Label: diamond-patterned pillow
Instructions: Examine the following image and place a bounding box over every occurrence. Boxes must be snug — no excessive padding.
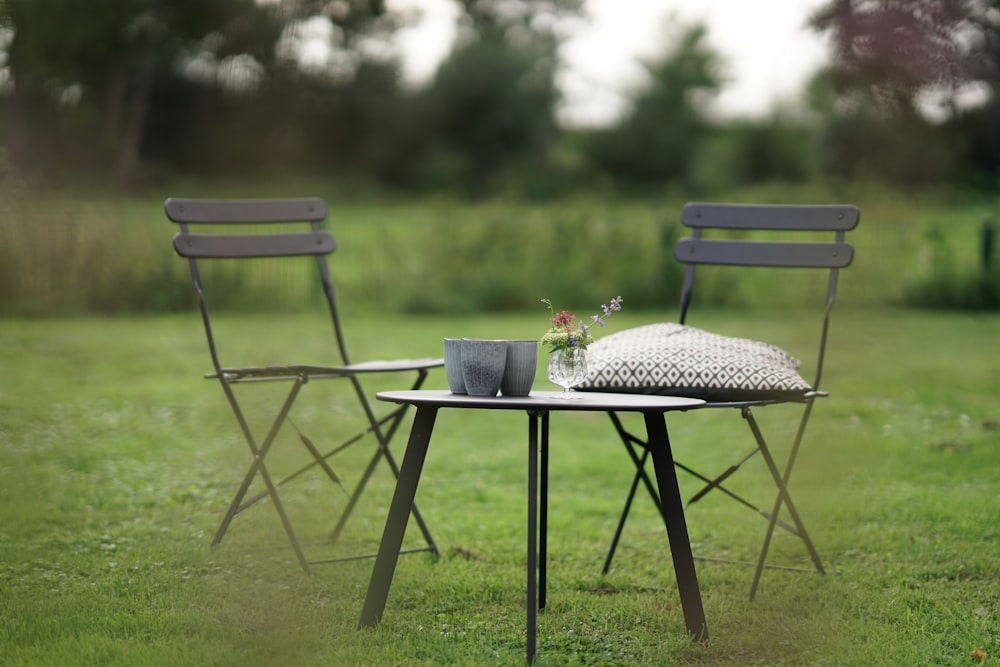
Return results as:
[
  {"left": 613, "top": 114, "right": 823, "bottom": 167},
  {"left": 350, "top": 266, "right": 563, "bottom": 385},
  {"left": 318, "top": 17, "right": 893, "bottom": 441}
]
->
[{"left": 579, "top": 322, "right": 812, "bottom": 401}]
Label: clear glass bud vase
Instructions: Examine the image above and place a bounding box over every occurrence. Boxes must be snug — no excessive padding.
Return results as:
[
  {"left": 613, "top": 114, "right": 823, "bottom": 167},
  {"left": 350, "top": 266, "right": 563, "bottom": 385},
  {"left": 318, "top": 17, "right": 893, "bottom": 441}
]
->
[{"left": 547, "top": 347, "right": 588, "bottom": 399}]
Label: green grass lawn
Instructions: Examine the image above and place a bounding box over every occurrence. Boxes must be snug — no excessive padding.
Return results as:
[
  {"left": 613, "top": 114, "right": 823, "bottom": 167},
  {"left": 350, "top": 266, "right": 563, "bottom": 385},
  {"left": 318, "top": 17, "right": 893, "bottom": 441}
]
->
[{"left": 1, "top": 308, "right": 998, "bottom": 666}]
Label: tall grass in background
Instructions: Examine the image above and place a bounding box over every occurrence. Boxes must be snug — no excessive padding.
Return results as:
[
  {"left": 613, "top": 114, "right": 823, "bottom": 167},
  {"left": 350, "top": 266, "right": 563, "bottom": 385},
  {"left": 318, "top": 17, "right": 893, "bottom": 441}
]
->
[
  {"left": 0, "top": 190, "right": 190, "bottom": 315},
  {"left": 0, "top": 180, "right": 997, "bottom": 316}
]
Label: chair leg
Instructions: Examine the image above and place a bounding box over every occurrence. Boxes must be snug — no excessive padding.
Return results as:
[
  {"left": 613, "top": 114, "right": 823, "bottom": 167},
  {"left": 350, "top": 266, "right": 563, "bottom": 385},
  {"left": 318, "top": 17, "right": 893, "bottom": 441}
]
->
[
  {"left": 604, "top": 412, "right": 683, "bottom": 574},
  {"left": 603, "top": 412, "right": 665, "bottom": 574},
  {"left": 743, "top": 406, "right": 825, "bottom": 600},
  {"left": 675, "top": 458, "right": 802, "bottom": 536},
  {"left": 231, "top": 370, "right": 434, "bottom": 553},
  {"left": 239, "top": 406, "right": 407, "bottom": 512},
  {"left": 212, "top": 376, "right": 312, "bottom": 573},
  {"left": 376, "top": 436, "right": 438, "bottom": 556},
  {"left": 329, "top": 432, "right": 438, "bottom": 558},
  {"left": 601, "top": 452, "right": 646, "bottom": 575},
  {"left": 605, "top": 408, "right": 824, "bottom": 593},
  {"left": 685, "top": 448, "right": 759, "bottom": 507},
  {"left": 209, "top": 369, "right": 439, "bottom": 570},
  {"left": 330, "top": 376, "right": 437, "bottom": 557},
  {"left": 329, "top": 442, "right": 383, "bottom": 542},
  {"left": 290, "top": 419, "right": 349, "bottom": 493}
]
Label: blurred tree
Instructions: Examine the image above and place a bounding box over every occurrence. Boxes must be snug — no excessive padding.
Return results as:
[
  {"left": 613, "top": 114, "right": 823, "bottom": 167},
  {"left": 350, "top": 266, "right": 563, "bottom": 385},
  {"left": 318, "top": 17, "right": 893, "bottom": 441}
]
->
[
  {"left": 0, "top": 0, "right": 394, "bottom": 186},
  {"left": 414, "top": 0, "right": 583, "bottom": 196},
  {"left": 420, "top": 32, "right": 558, "bottom": 195},
  {"left": 582, "top": 24, "right": 722, "bottom": 190},
  {"left": 454, "top": 0, "right": 584, "bottom": 44},
  {"left": 810, "top": 0, "right": 992, "bottom": 119},
  {"left": 140, "top": 8, "right": 413, "bottom": 183},
  {"left": 950, "top": 0, "right": 1000, "bottom": 187},
  {"left": 807, "top": 0, "right": 999, "bottom": 185},
  {"left": 1, "top": 0, "right": 283, "bottom": 184},
  {"left": 804, "top": 67, "right": 958, "bottom": 184},
  {"left": 951, "top": 92, "right": 1000, "bottom": 189},
  {"left": 692, "top": 112, "right": 817, "bottom": 190}
]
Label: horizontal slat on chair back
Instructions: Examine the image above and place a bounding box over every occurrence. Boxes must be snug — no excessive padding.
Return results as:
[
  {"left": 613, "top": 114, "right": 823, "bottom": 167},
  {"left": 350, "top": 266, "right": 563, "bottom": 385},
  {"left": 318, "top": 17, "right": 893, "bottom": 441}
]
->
[
  {"left": 165, "top": 197, "right": 327, "bottom": 224},
  {"left": 173, "top": 231, "right": 336, "bottom": 258},
  {"left": 167, "top": 196, "right": 333, "bottom": 259},
  {"left": 682, "top": 203, "right": 859, "bottom": 231},
  {"left": 675, "top": 239, "right": 853, "bottom": 268}
]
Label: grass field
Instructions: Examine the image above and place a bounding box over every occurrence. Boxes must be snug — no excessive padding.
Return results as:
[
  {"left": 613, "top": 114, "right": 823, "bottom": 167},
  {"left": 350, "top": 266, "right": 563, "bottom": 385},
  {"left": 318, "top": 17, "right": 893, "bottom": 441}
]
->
[{"left": 1, "top": 306, "right": 998, "bottom": 666}]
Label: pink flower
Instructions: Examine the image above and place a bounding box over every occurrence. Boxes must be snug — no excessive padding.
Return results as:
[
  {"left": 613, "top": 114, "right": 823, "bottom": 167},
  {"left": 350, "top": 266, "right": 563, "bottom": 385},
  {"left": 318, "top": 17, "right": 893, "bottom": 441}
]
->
[{"left": 552, "top": 310, "right": 576, "bottom": 329}]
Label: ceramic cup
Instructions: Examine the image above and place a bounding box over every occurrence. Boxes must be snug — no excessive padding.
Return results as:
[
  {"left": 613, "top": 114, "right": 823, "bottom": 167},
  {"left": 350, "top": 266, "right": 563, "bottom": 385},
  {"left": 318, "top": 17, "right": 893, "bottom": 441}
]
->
[
  {"left": 500, "top": 339, "right": 539, "bottom": 397},
  {"left": 460, "top": 338, "right": 508, "bottom": 397},
  {"left": 443, "top": 338, "right": 466, "bottom": 394}
]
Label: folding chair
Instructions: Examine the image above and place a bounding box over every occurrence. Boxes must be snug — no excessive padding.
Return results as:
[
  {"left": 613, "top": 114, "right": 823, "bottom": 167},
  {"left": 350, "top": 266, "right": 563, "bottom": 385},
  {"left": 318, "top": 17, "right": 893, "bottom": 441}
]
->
[
  {"left": 582, "top": 202, "right": 858, "bottom": 599},
  {"left": 167, "top": 197, "right": 441, "bottom": 573}
]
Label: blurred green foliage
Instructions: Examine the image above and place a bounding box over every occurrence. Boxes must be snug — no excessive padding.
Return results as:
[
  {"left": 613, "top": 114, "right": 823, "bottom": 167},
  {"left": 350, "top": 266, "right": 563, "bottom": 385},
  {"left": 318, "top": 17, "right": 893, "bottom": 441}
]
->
[
  {"left": 903, "top": 222, "right": 1000, "bottom": 310},
  {"left": 1, "top": 1, "right": 999, "bottom": 196},
  {"left": 2, "top": 180, "right": 997, "bottom": 317},
  {"left": 2, "top": 1, "right": 1000, "bottom": 315},
  {"left": 583, "top": 25, "right": 721, "bottom": 191}
]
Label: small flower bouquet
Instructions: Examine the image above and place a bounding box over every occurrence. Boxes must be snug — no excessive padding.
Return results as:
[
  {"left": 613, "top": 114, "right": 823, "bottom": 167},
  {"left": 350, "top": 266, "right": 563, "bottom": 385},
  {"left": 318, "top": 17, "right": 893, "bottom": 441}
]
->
[{"left": 540, "top": 296, "right": 623, "bottom": 352}]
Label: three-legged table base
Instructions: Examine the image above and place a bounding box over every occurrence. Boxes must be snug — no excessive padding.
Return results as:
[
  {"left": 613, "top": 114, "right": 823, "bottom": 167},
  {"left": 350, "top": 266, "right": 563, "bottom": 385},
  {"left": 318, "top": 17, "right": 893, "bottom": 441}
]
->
[{"left": 358, "top": 390, "right": 708, "bottom": 663}]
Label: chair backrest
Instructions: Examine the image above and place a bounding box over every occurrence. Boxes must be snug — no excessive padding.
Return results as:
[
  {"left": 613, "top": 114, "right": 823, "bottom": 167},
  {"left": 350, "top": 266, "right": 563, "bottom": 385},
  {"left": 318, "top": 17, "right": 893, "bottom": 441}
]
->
[
  {"left": 166, "top": 197, "right": 351, "bottom": 371},
  {"left": 675, "top": 202, "right": 860, "bottom": 390}
]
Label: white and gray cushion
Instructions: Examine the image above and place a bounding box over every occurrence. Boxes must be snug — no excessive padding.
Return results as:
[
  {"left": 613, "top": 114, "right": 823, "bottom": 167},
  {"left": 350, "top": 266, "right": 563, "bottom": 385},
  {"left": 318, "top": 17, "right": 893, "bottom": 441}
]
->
[{"left": 579, "top": 322, "right": 812, "bottom": 402}]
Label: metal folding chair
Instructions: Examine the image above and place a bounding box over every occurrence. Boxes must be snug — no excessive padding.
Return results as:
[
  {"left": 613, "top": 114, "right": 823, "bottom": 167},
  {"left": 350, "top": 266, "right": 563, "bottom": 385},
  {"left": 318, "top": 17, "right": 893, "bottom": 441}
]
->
[
  {"left": 167, "top": 197, "right": 441, "bottom": 572},
  {"left": 590, "top": 202, "right": 858, "bottom": 599}
]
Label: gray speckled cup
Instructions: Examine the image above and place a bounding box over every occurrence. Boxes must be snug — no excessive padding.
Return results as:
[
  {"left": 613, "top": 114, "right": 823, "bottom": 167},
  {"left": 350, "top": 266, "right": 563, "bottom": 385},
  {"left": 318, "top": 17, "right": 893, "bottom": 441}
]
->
[
  {"left": 443, "top": 338, "right": 466, "bottom": 394},
  {"left": 460, "top": 339, "right": 507, "bottom": 397},
  {"left": 500, "top": 340, "right": 539, "bottom": 397}
]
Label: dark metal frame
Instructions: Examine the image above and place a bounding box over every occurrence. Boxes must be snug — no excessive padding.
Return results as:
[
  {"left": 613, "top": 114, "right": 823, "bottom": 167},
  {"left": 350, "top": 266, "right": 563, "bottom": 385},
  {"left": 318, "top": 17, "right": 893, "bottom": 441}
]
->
[
  {"left": 167, "top": 197, "right": 441, "bottom": 572},
  {"left": 358, "top": 390, "right": 707, "bottom": 665},
  {"left": 601, "top": 202, "right": 859, "bottom": 599}
]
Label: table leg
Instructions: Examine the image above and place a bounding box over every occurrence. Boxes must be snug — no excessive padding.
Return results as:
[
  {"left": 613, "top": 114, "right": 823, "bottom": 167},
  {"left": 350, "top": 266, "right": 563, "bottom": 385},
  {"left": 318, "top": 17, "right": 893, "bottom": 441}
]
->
[
  {"left": 359, "top": 406, "right": 438, "bottom": 628},
  {"left": 643, "top": 412, "right": 709, "bottom": 643},
  {"left": 539, "top": 411, "right": 549, "bottom": 611},
  {"left": 527, "top": 412, "right": 538, "bottom": 665}
]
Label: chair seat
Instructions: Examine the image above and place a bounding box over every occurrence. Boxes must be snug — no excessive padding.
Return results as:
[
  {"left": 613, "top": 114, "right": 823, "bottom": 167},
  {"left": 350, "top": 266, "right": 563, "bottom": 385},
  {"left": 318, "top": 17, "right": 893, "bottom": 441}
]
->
[
  {"left": 211, "top": 358, "right": 444, "bottom": 381},
  {"left": 580, "top": 322, "right": 812, "bottom": 402}
]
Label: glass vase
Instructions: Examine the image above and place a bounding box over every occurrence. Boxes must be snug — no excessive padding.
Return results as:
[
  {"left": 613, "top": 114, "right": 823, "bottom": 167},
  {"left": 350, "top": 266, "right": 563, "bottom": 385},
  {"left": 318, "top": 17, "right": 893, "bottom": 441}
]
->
[{"left": 547, "top": 347, "right": 588, "bottom": 399}]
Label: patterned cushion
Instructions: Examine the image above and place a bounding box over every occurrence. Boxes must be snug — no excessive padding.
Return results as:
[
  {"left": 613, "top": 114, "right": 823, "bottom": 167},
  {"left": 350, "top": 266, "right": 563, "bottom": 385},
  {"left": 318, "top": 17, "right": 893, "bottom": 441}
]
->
[{"left": 579, "top": 323, "right": 812, "bottom": 402}]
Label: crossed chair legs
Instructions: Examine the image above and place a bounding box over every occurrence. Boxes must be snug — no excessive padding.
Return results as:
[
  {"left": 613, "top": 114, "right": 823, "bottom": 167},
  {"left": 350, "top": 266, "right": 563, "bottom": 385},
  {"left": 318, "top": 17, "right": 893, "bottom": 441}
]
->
[
  {"left": 603, "top": 403, "right": 825, "bottom": 599},
  {"left": 211, "top": 372, "right": 438, "bottom": 573}
]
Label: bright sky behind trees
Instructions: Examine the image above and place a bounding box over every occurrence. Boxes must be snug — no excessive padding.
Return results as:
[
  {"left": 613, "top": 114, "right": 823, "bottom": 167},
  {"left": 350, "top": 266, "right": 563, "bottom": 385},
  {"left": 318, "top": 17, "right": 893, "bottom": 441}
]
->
[{"left": 387, "top": 0, "right": 830, "bottom": 125}]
